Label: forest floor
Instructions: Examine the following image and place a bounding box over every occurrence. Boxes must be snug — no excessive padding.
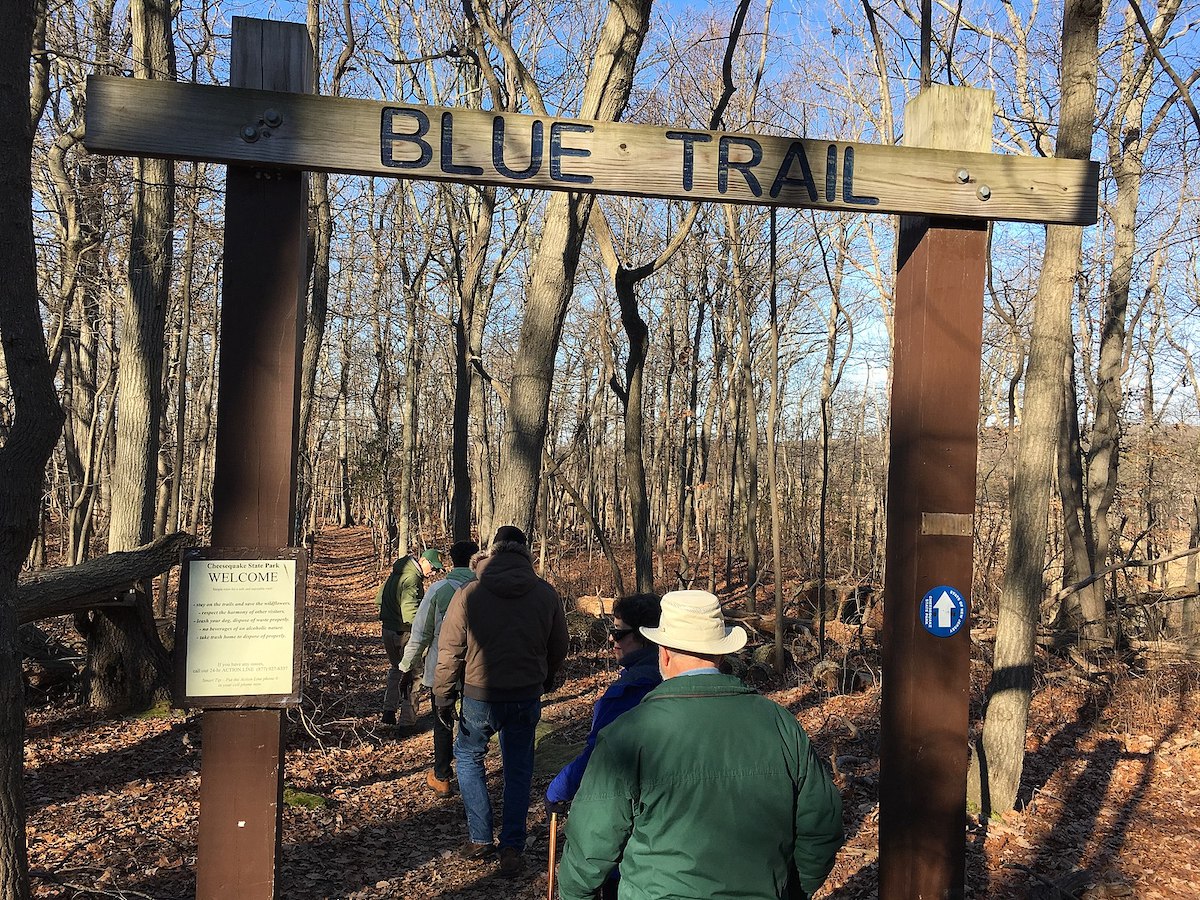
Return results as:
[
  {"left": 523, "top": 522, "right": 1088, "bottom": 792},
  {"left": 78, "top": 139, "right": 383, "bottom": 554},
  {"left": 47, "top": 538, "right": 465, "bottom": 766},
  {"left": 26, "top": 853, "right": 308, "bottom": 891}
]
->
[{"left": 22, "top": 527, "right": 1200, "bottom": 899}]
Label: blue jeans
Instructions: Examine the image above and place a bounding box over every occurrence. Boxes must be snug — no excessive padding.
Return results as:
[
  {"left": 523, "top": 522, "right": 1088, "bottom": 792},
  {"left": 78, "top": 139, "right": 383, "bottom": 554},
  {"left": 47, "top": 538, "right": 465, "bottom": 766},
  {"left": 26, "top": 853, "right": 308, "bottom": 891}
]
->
[{"left": 454, "top": 696, "right": 541, "bottom": 850}]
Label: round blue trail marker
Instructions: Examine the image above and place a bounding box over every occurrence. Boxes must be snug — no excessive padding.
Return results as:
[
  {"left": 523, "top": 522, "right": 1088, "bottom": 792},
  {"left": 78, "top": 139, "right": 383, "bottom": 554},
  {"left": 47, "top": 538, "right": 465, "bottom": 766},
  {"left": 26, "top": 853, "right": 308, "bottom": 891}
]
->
[{"left": 920, "top": 585, "right": 967, "bottom": 637}]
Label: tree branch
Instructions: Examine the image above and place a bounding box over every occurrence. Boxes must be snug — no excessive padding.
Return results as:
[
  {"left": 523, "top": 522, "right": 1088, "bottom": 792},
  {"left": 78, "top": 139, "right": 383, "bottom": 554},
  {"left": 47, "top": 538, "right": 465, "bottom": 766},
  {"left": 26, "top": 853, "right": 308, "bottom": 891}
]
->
[
  {"left": 16, "top": 531, "right": 195, "bottom": 624},
  {"left": 1047, "top": 543, "right": 1200, "bottom": 607},
  {"left": 1128, "top": 0, "right": 1200, "bottom": 141}
]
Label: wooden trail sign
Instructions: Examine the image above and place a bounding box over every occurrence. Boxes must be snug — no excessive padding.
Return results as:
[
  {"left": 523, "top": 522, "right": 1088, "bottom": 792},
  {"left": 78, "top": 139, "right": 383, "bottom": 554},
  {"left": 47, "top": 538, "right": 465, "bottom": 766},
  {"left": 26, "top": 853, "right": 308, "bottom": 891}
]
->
[
  {"left": 85, "top": 75, "right": 1097, "bottom": 225},
  {"left": 82, "top": 22, "right": 1100, "bottom": 900}
]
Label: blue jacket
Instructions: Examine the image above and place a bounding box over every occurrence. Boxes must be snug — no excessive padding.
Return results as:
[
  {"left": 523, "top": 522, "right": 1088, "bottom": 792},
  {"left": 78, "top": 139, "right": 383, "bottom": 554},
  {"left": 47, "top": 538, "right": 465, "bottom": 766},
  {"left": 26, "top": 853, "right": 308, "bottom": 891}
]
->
[{"left": 546, "top": 643, "right": 661, "bottom": 804}]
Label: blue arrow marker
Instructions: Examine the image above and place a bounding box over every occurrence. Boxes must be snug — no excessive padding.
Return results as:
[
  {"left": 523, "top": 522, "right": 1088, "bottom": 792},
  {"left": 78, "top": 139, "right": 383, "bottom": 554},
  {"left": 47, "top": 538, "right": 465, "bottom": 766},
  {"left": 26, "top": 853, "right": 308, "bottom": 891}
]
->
[{"left": 920, "top": 585, "right": 967, "bottom": 637}]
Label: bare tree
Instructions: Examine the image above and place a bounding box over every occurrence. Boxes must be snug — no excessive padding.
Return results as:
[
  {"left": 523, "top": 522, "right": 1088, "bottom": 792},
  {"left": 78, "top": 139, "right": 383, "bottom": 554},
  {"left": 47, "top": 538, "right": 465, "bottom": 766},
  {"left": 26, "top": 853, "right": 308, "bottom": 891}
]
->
[
  {"left": 971, "top": 0, "right": 1103, "bottom": 817},
  {"left": 0, "top": 0, "right": 65, "bottom": 890},
  {"left": 1060, "top": 0, "right": 1194, "bottom": 646},
  {"left": 84, "top": 0, "right": 176, "bottom": 710},
  {"left": 490, "top": 0, "right": 654, "bottom": 535}
]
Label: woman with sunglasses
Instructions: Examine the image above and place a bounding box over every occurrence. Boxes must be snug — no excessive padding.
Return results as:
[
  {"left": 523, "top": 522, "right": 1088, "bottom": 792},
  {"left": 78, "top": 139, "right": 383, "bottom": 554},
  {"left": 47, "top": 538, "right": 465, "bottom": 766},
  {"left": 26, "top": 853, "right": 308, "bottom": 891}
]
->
[{"left": 545, "top": 593, "right": 662, "bottom": 886}]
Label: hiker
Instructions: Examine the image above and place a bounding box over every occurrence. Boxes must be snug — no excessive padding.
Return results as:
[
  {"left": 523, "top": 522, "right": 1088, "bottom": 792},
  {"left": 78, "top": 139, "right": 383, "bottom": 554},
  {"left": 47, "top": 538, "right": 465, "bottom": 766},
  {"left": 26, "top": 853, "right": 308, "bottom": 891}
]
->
[
  {"left": 377, "top": 547, "right": 442, "bottom": 726},
  {"left": 556, "top": 589, "right": 845, "bottom": 900},
  {"left": 433, "top": 525, "right": 569, "bottom": 876},
  {"left": 398, "top": 539, "right": 480, "bottom": 795},
  {"left": 545, "top": 592, "right": 662, "bottom": 899}
]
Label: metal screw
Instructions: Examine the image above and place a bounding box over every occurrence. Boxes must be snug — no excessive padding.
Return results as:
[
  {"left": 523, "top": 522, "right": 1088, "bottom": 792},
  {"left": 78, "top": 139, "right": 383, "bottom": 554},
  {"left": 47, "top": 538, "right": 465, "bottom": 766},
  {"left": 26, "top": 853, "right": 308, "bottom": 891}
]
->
[
  {"left": 956, "top": 169, "right": 970, "bottom": 183},
  {"left": 976, "top": 184, "right": 992, "bottom": 201},
  {"left": 263, "top": 108, "right": 283, "bottom": 128},
  {"left": 240, "top": 124, "right": 259, "bottom": 143}
]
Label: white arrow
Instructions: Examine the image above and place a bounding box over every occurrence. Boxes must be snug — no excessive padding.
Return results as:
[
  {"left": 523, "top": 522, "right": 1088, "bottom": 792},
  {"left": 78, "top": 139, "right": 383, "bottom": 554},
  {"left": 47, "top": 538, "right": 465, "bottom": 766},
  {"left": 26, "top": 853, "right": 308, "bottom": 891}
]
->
[{"left": 934, "top": 591, "right": 956, "bottom": 629}]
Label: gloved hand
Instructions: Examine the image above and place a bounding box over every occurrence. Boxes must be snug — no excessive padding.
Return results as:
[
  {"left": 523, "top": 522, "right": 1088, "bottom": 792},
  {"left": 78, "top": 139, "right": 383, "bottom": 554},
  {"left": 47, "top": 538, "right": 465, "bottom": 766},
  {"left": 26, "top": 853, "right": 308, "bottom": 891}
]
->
[
  {"left": 544, "top": 797, "right": 570, "bottom": 817},
  {"left": 435, "top": 702, "right": 456, "bottom": 731},
  {"left": 543, "top": 668, "right": 566, "bottom": 694},
  {"left": 398, "top": 668, "right": 415, "bottom": 694}
]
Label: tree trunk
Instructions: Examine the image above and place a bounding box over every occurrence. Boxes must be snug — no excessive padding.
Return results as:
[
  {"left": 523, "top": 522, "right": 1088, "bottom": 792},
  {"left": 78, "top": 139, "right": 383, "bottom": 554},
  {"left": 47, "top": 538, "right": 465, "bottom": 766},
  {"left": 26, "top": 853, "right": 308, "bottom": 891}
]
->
[
  {"left": 17, "top": 533, "right": 193, "bottom": 624},
  {"left": 186, "top": 304, "right": 217, "bottom": 533},
  {"left": 93, "top": 0, "right": 176, "bottom": 711},
  {"left": 297, "top": 160, "right": 331, "bottom": 538},
  {"left": 1057, "top": 352, "right": 1092, "bottom": 632},
  {"left": 156, "top": 176, "right": 199, "bottom": 615},
  {"left": 613, "top": 270, "right": 654, "bottom": 593},
  {"left": 0, "top": 0, "right": 65, "bottom": 889},
  {"left": 491, "top": 0, "right": 652, "bottom": 534},
  {"left": 397, "top": 281, "right": 419, "bottom": 551},
  {"left": 972, "top": 0, "right": 1101, "bottom": 816},
  {"left": 448, "top": 21, "right": 500, "bottom": 542},
  {"left": 767, "top": 211, "right": 786, "bottom": 672},
  {"left": 1078, "top": 0, "right": 1175, "bottom": 642},
  {"left": 816, "top": 223, "right": 850, "bottom": 652},
  {"left": 675, "top": 258, "right": 708, "bottom": 587},
  {"left": 1184, "top": 498, "right": 1199, "bottom": 645},
  {"left": 298, "top": 0, "right": 352, "bottom": 540}
]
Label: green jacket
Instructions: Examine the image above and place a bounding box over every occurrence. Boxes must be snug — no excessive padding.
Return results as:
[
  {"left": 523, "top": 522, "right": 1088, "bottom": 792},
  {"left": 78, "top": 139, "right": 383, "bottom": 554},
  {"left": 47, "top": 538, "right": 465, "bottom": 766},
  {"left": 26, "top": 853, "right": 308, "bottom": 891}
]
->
[
  {"left": 557, "top": 673, "right": 844, "bottom": 900},
  {"left": 376, "top": 556, "right": 422, "bottom": 633}
]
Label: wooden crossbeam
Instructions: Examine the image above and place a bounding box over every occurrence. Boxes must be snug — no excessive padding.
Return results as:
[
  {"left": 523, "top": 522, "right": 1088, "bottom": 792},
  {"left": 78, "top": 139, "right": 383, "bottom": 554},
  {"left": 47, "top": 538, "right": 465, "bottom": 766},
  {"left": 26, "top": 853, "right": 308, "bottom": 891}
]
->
[{"left": 84, "top": 75, "right": 1098, "bottom": 225}]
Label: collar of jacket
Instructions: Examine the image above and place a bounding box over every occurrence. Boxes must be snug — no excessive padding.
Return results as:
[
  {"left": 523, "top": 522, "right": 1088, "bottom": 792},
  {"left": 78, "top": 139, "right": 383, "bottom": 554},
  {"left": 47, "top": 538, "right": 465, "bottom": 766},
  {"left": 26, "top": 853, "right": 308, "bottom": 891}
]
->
[
  {"left": 644, "top": 671, "right": 753, "bottom": 701},
  {"left": 619, "top": 643, "right": 659, "bottom": 670}
]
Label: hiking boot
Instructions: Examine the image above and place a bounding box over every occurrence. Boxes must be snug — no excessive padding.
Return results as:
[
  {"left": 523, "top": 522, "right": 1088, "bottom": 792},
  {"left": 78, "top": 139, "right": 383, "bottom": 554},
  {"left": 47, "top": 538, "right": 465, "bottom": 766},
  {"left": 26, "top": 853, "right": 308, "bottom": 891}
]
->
[
  {"left": 381, "top": 710, "right": 396, "bottom": 726},
  {"left": 498, "top": 846, "right": 526, "bottom": 877},
  {"left": 459, "top": 840, "right": 495, "bottom": 861},
  {"left": 426, "top": 770, "right": 453, "bottom": 797}
]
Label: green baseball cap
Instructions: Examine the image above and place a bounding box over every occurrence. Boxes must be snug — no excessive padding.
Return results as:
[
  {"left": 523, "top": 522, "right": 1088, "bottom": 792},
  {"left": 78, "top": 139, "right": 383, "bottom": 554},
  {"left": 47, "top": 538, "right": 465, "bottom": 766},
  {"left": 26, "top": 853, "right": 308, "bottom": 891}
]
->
[{"left": 420, "top": 548, "right": 444, "bottom": 570}]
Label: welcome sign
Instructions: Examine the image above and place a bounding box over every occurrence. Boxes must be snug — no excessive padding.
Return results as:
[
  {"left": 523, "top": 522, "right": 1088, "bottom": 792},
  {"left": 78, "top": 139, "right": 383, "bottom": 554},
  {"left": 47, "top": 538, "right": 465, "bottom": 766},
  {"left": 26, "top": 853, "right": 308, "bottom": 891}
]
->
[{"left": 174, "top": 546, "right": 307, "bottom": 708}]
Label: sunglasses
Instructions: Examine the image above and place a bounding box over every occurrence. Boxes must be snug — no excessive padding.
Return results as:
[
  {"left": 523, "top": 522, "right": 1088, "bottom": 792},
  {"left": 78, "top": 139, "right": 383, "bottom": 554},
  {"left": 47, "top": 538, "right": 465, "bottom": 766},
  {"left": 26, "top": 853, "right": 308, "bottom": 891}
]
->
[{"left": 608, "top": 627, "right": 635, "bottom": 641}]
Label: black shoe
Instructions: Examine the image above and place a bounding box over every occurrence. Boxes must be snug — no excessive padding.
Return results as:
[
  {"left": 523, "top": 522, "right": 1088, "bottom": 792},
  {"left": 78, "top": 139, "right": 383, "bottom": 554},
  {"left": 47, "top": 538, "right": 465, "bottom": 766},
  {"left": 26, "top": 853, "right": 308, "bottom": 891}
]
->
[
  {"left": 498, "top": 846, "right": 526, "bottom": 876},
  {"left": 381, "top": 710, "right": 397, "bottom": 726},
  {"left": 459, "top": 840, "right": 495, "bottom": 861}
]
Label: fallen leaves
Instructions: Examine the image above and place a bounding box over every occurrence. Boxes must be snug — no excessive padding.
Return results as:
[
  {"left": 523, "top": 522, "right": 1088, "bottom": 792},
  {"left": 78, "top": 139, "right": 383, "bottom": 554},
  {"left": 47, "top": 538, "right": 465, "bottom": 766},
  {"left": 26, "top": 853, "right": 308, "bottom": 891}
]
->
[{"left": 22, "top": 527, "right": 1200, "bottom": 899}]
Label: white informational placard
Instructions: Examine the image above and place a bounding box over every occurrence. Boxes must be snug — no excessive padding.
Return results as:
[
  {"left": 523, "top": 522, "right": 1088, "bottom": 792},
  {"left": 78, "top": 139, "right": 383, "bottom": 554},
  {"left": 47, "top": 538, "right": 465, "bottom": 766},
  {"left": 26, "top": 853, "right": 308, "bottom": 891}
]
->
[{"left": 184, "top": 558, "right": 297, "bottom": 697}]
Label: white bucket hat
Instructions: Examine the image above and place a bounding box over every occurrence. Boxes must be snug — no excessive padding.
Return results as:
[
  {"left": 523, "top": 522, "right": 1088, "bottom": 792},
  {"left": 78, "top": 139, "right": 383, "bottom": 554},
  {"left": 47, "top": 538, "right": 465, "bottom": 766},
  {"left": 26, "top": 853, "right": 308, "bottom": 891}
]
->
[{"left": 639, "top": 590, "right": 747, "bottom": 655}]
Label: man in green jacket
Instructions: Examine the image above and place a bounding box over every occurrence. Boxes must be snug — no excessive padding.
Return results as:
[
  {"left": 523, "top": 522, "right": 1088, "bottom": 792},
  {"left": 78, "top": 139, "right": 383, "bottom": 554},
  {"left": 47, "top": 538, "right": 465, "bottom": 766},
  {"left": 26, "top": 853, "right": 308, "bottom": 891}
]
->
[
  {"left": 377, "top": 547, "right": 442, "bottom": 726},
  {"left": 556, "top": 590, "right": 844, "bottom": 900}
]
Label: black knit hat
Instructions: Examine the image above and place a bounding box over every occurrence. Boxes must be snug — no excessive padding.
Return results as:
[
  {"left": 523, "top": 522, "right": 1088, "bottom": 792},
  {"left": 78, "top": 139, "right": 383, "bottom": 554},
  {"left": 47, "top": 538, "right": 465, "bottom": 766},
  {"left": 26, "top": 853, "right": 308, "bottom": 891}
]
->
[{"left": 493, "top": 525, "right": 527, "bottom": 545}]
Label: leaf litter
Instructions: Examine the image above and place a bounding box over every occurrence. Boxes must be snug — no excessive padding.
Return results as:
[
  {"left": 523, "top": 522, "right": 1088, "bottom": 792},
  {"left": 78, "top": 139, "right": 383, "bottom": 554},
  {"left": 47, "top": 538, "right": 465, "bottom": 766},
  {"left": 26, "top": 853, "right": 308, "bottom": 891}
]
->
[{"left": 24, "top": 528, "right": 1200, "bottom": 898}]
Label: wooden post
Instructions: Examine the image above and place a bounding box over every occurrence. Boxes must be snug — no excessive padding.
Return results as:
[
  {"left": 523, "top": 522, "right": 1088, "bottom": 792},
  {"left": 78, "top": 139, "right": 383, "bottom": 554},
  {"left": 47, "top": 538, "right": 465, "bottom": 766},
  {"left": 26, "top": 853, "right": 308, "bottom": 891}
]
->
[
  {"left": 879, "top": 84, "right": 992, "bottom": 900},
  {"left": 196, "top": 18, "right": 310, "bottom": 899}
]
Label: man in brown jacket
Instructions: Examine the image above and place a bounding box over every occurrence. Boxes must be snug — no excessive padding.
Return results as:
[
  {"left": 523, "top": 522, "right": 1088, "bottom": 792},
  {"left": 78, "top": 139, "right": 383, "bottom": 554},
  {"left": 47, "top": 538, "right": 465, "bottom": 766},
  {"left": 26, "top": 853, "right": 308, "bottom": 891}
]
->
[{"left": 433, "top": 524, "right": 568, "bottom": 876}]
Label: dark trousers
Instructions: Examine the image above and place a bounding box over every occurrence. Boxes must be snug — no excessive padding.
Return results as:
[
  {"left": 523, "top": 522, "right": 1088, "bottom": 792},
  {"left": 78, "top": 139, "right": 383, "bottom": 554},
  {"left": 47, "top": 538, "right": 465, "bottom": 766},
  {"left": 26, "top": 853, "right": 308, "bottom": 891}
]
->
[{"left": 431, "top": 689, "right": 454, "bottom": 781}]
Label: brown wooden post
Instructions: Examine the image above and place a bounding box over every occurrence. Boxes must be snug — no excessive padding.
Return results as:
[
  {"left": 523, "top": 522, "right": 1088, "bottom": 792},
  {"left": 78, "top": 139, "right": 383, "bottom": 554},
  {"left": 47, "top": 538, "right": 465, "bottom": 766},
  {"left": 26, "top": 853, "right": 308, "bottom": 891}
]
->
[
  {"left": 196, "top": 18, "right": 310, "bottom": 899},
  {"left": 879, "top": 85, "right": 991, "bottom": 899}
]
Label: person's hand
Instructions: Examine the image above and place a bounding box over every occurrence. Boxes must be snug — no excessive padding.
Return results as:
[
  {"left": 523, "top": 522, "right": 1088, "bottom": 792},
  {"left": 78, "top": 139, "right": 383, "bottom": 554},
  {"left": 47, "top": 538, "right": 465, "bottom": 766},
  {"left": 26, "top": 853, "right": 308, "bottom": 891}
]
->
[
  {"left": 435, "top": 703, "right": 456, "bottom": 731},
  {"left": 398, "top": 668, "right": 415, "bottom": 694},
  {"left": 544, "top": 797, "right": 570, "bottom": 817},
  {"left": 543, "top": 669, "right": 566, "bottom": 694}
]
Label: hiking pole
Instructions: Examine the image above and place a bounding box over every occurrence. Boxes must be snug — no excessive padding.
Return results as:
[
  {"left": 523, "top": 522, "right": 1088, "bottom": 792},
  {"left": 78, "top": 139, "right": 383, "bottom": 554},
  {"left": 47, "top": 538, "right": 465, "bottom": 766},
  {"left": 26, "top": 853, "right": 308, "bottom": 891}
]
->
[{"left": 546, "top": 811, "right": 558, "bottom": 900}]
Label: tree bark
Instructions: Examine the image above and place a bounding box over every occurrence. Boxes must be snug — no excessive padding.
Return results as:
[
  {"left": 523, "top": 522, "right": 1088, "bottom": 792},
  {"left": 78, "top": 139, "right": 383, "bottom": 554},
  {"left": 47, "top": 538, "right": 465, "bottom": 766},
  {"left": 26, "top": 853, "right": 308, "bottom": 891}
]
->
[
  {"left": 299, "top": 0, "right": 354, "bottom": 540},
  {"left": 1185, "top": 497, "right": 1199, "bottom": 645},
  {"left": 491, "top": 0, "right": 652, "bottom": 534},
  {"left": 973, "top": 0, "right": 1101, "bottom": 816},
  {"left": 0, "top": 0, "right": 65, "bottom": 890},
  {"left": 92, "top": 0, "right": 176, "bottom": 711},
  {"left": 16, "top": 532, "right": 193, "bottom": 625},
  {"left": 1076, "top": 0, "right": 1179, "bottom": 645}
]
